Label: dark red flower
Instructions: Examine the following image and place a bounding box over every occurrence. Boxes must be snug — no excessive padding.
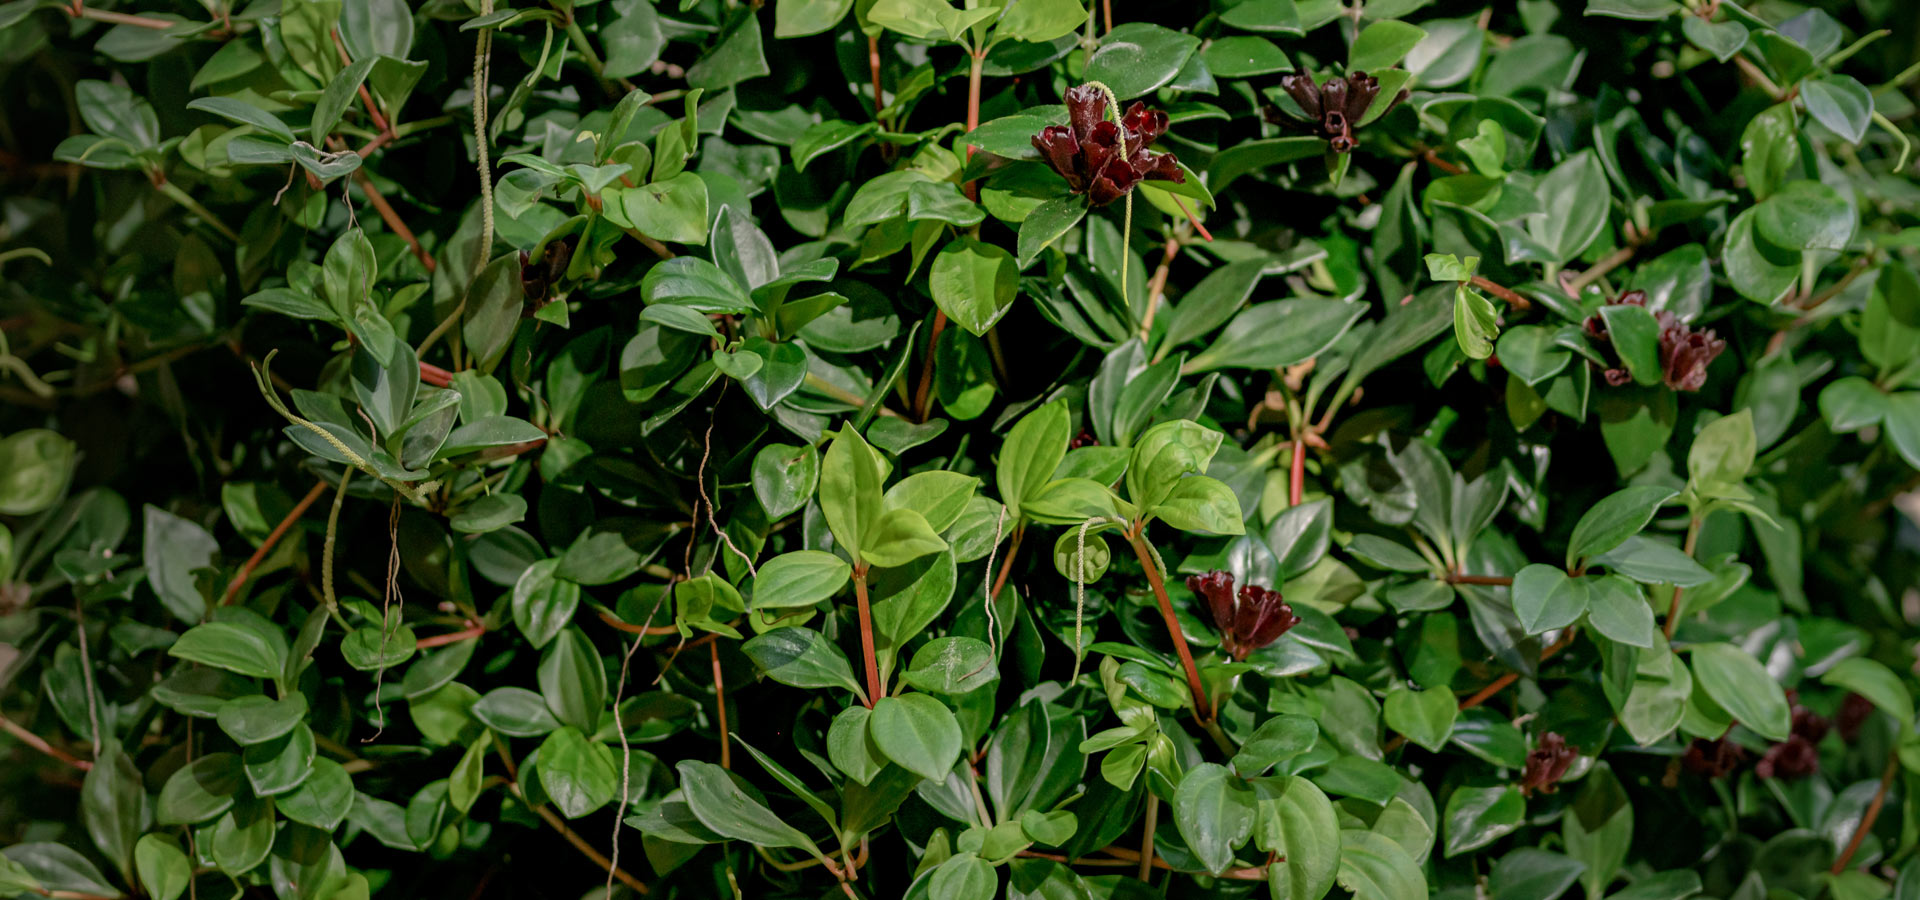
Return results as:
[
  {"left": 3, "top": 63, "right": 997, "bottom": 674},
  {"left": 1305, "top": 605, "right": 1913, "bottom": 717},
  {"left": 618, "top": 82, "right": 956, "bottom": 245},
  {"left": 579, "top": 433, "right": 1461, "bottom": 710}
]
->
[
  {"left": 1756, "top": 736, "right": 1820, "bottom": 779},
  {"left": 1657, "top": 312, "right": 1726, "bottom": 392},
  {"left": 1185, "top": 570, "right": 1299, "bottom": 661},
  {"left": 1520, "top": 733, "right": 1578, "bottom": 796},
  {"left": 1837, "top": 692, "right": 1874, "bottom": 743},
  {"left": 1681, "top": 737, "right": 1744, "bottom": 778},
  {"left": 1069, "top": 429, "right": 1100, "bottom": 449},
  {"left": 1581, "top": 290, "right": 1725, "bottom": 392},
  {"left": 1031, "top": 85, "right": 1184, "bottom": 207},
  {"left": 1264, "top": 71, "right": 1408, "bottom": 154}
]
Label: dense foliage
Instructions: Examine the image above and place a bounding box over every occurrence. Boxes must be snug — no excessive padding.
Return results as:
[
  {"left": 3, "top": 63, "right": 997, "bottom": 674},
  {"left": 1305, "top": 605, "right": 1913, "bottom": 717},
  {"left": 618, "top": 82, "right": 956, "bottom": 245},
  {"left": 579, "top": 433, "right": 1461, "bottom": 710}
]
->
[{"left": 4, "top": 0, "right": 1920, "bottom": 897}]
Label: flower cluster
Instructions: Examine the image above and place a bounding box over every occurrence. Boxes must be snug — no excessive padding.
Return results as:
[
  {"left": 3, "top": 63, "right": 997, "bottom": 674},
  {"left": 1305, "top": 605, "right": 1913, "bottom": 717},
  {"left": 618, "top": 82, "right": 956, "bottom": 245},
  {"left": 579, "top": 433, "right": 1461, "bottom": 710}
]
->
[
  {"left": 1264, "top": 71, "right": 1408, "bottom": 153},
  {"left": 1682, "top": 736, "right": 1744, "bottom": 778},
  {"left": 1032, "top": 85, "right": 1185, "bottom": 207},
  {"left": 1756, "top": 693, "right": 1830, "bottom": 779},
  {"left": 1582, "top": 290, "right": 1727, "bottom": 391},
  {"left": 1185, "top": 570, "right": 1300, "bottom": 661},
  {"left": 1520, "top": 733, "right": 1577, "bottom": 795}
]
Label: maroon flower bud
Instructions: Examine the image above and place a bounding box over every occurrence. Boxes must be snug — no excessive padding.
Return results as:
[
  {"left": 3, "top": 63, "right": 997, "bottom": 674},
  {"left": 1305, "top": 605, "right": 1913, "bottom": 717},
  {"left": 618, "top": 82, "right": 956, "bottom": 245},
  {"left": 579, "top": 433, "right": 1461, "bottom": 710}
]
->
[
  {"left": 1681, "top": 737, "right": 1744, "bottom": 778},
  {"left": 1069, "top": 430, "right": 1099, "bottom": 449},
  {"left": 1581, "top": 290, "right": 1723, "bottom": 392},
  {"left": 1263, "top": 71, "right": 1407, "bottom": 154},
  {"left": 1656, "top": 310, "right": 1725, "bottom": 393},
  {"left": 1755, "top": 735, "right": 1820, "bottom": 779},
  {"left": 1030, "top": 86, "right": 1184, "bottom": 207},
  {"left": 1185, "top": 570, "right": 1300, "bottom": 661},
  {"left": 1520, "top": 732, "right": 1578, "bottom": 796},
  {"left": 1837, "top": 692, "right": 1874, "bottom": 743}
]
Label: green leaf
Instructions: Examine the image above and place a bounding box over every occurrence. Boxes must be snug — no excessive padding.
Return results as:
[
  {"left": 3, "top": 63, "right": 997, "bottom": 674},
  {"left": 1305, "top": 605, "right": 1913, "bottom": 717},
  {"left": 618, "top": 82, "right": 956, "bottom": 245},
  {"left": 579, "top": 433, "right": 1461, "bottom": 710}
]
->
[
  {"left": 1755, "top": 180, "right": 1856, "bottom": 252},
  {"left": 1350, "top": 20, "right": 1427, "bottom": 71},
  {"left": 1083, "top": 23, "right": 1201, "bottom": 99},
  {"left": 752, "top": 551, "right": 851, "bottom": 610},
  {"left": 1384, "top": 684, "right": 1457, "bottom": 752},
  {"left": 278, "top": 757, "right": 354, "bottom": 830},
  {"left": 1820, "top": 377, "right": 1890, "bottom": 433},
  {"left": 742, "top": 626, "right": 865, "bottom": 696},
  {"left": 170, "top": 621, "right": 285, "bottom": 680},
  {"left": 1688, "top": 642, "right": 1791, "bottom": 741},
  {"left": 1586, "top": 576, "right": 1655, "bottom": 649},
  {"left": 1526, "top": 152, "right": 1609, "bottom": 264},
  {"left": 1172, "top": 763, "right": 1257, "bottom": 874},
  {"left": 1820, "top": 657, "right": 1914, "bottom": 727},
  {"left": 1453, "top": 284, "right": 1499, "bottom": 360},
  {"left": 822, "top": 422, "right": 887, "bottom": 561},
  {"left": 1443, "top": 784, "right": 1524, "bottom": 856},
  {"left": 134, "top": 835, "right": 191, "bottom": 900},
  {"left": 1584, "top": 0, "right": 1679, "bottom": 19},
  {"left": 1256, "top": 776, "right": 1341, "bottom": 900},
  {"left": 510, "top": 559, "right": 580, "bottom": 649},
  {"left": 1491, "top": 848, "right": 1589, "bottom": 900},
  {"left": 157, "top": 753, "right": 243, "bottom": 825},
  {"left": 870, "top": 693, "right": 962, "bottom": 780},
  {"left": 931, "top": 236, "right": 1019, "bottom": 337},
  {"left": 1339, "top": 829, "right": 1428, "bottom": 900},
  {"left": 677, "top": 760, "right": 825, "bottom": 857},
  {"left": 1801, "top": 74, "right": 1872, "bottom": 144},
  {"left": 1185, "top": 299, "right": 1366, "bottom": 373},
  {"left": 1688, "top": 409, "right": 1756, "bottom": 488},
  {"left": 538, "top": 726, "right": 619, "bottom": 818},
  {"left": 144, "top": 505, "right": 218, "bottom": 623},
  {"left": 1015, "top": 195, "right": 1087, "bottom": 268},
  {"left": 216, "top": 694, "right": 309, "bottom": 745},
  {"left": 904, "top": 636, "right": 997, "bottom": 694},
  {"left": 1566, "top": 486, "right": 1678, "bottom": 569},
  {"left": 1512, "top": 564, "right": 1585, "bottom": 635}
]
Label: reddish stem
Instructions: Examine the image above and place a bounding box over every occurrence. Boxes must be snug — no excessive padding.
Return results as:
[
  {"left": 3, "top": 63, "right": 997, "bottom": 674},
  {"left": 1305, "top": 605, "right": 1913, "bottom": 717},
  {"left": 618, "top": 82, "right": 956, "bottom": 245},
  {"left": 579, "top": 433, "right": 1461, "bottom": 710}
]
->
[
  {"left": 1171, "top": 196, "right": 1213, "bottom": 242},
  {"left": 0, "top": 714, "right": 92, "bottom": 770},
  {"left": 867, "top": 35, "right": 884, "bottom": 119},
  {"left": 911, "top": 312, "right": 948, "bottom": 421},
  {"left": 354, "top": 170, "right": 436, "bottom": 273},
  {"left": 1470, "top": 276, "right": 1531, "bottom": 311},
  {"left": 222, "top": 479, "right": 330, "bottom": 605},
  {"left": 711, "top": 640, "right": 731, "bottom": 769},
  {"left": 989, "top": 525, "right": 1024, "bottom": 601},
  {"left": 854, "top": 567, "right": 882, "bottom": 707},
  {"left": 419, "top": 361, "right": 454, "bottom": 387},
  {"left": 1288, "top": 439, "right": 1305, "bottom": 507},
  {"left": 1831, "top": 752, "right": 1899, "bottom": 873},
  {"left": 415, "top": 622, "right": 484, "bottom": 648},
  {"left": 1127, "top": 529, "right": 1211, "bottom": 721},
  {"left": 1443, "top": 573, "right": 1514, "bottom": 586}
]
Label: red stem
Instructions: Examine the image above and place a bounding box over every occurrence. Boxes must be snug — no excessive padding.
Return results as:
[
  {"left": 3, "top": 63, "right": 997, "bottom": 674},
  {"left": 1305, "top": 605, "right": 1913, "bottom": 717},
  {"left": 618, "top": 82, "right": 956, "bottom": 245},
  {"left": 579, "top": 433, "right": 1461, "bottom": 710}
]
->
[
  {"left": 1443, "top": 573, "right": 1514, "bottom": 586},
  {"left": 1127, "top": 529, "right": 1211, "bottom": 720},
  {"left": 222, "top": 479, "right": 330, "bottom": 605},
  {"left": 415, "top": 622, "right": 484, "bottom": 648},
  {"left": 1288, "top": 439, "right": 1304, "bottom": 507},
  {"left": 0, "top": 714, "right": 92, "bottom": 770},
  {"left": 867, "top": 35, "right": 884, "bottom": 119},
  {"left": 911, "top": 312, "right": 948, "bottom": 421},
  {"left": 1832, "top": 752, "right": 1899, "bottom": 873},
  {"left": 854, "top": 568, "right": 881, "bottom": 707},
  {"left": 711, "top": 640, "right": 730, "bottom": 769},
  {"left": 989, "top": 526, "right": 1024, "bottom": 600}
]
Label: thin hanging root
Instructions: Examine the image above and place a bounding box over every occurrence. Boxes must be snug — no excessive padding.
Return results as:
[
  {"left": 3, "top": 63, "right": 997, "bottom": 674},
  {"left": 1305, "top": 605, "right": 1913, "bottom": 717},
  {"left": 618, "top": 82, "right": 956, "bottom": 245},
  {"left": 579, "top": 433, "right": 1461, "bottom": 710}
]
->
[
  {"left": 961, "top": 506, "right": 1010, "bottom": 683},
  {"left": 1070, "top": 517, "right": 1098, "bottom": 683},
  {"left": 364, "top": 495, "right": 404, "bottom": 742},
  {"left": 606, "top": 633, "right": 643, "bottom": 900}
]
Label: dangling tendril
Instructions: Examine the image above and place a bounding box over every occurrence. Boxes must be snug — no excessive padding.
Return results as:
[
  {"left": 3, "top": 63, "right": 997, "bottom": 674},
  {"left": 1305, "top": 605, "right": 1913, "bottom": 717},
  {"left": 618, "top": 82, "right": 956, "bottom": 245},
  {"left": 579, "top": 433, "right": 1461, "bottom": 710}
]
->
[{"left": 1071, "top": 517, "right": 1097, "bottom": 683}]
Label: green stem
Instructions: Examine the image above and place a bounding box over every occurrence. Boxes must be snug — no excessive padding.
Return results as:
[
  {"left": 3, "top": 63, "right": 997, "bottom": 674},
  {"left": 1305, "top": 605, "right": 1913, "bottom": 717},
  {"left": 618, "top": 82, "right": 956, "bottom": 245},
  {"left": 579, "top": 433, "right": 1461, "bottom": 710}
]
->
[{"left": 154, "top": 180, "right": 238, "bottom": 242}]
